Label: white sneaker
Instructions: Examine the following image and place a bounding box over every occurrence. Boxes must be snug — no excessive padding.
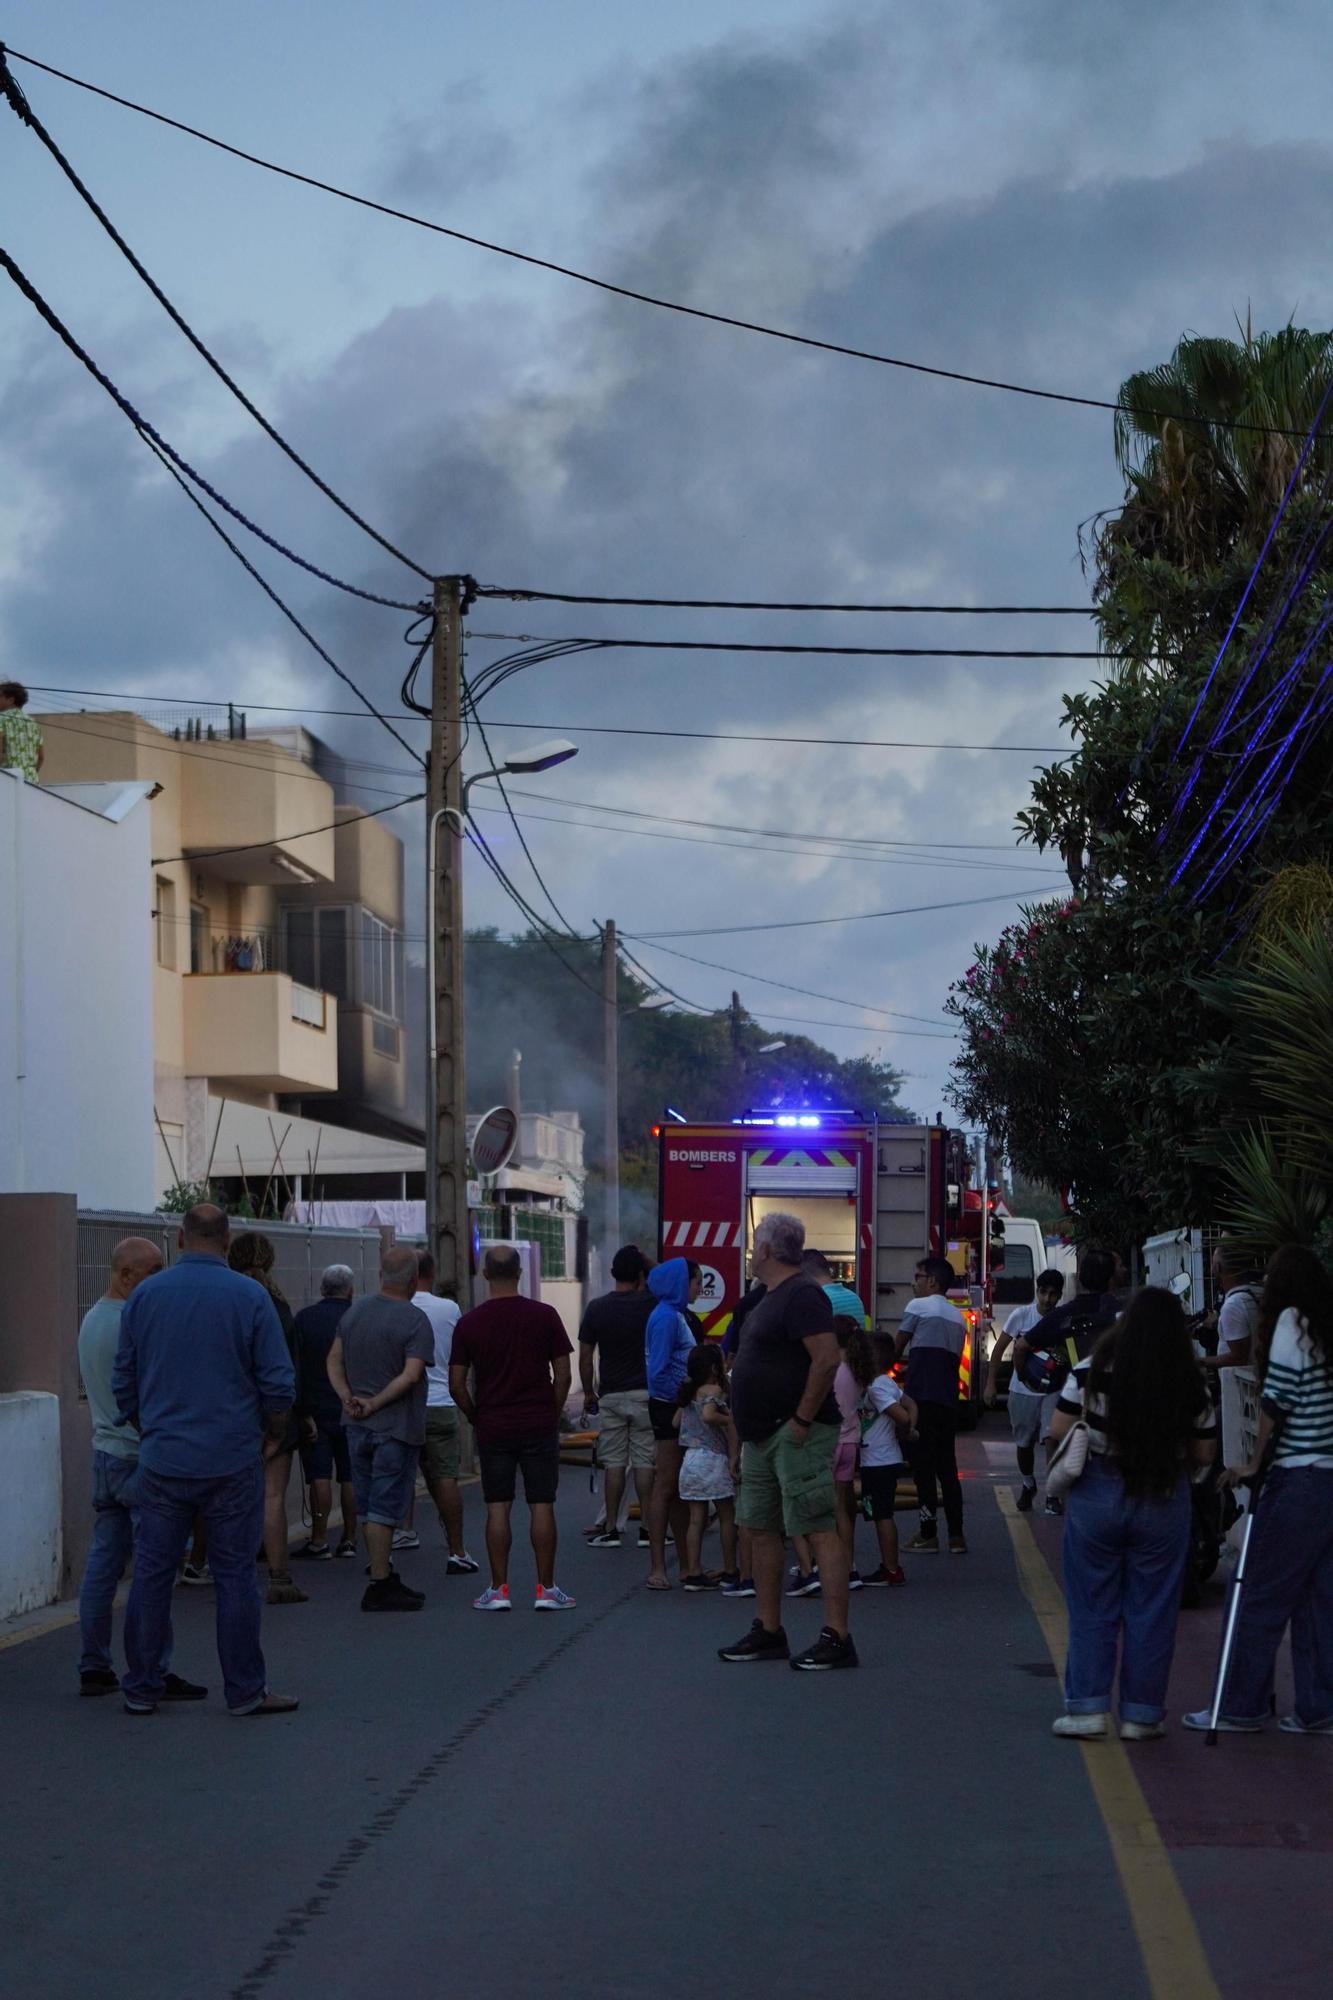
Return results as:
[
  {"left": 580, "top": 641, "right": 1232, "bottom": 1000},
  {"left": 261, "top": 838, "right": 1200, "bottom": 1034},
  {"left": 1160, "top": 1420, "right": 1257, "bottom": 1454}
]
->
[
  {"left": 534, "top": 1584, "right": 576, "bottom": 1611},
  {"left": 1120, "top": 1720, "right": 1167, "bottom": 1741},
  {"left": 1278, "top": 1713, "right": 1333, "bottom": 1736},
  {"left": 1051, "top": 1712, "right": 1109, "bottom": 1739},
  {"left": 179, "top": 1562, "right": 212, "bottom": 1587},
  {"left": 391, "top": 1529, "right": 420, "bottom": 1551},
  {"left": 1181, "top": 1709, "right": 1263, "bottom": 1733},
  {"left": 473, "top": 1584, "right": 511, "bottom": 1611}
]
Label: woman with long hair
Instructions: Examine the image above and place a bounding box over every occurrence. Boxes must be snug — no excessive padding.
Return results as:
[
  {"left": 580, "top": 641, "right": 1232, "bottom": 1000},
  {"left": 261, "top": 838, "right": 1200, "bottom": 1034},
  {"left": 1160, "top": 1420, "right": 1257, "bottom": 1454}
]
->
[
  {"left": 1049, "top": 1287, "right": 1216, "bottom": 1740},
  {"left": 228, "top": 1233, "right": 307, "bottom": 1607},
  {"left": 1184, "top": 1245, "right": 1333, "bottom": 1735}
]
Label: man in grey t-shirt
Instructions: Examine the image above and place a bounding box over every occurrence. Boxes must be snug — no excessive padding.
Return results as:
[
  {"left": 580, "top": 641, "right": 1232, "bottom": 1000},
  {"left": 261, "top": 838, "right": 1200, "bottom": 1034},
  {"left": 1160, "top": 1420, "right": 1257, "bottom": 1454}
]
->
[{"left": 328, "top": 1246, "right": 435, "bottom": 1613}]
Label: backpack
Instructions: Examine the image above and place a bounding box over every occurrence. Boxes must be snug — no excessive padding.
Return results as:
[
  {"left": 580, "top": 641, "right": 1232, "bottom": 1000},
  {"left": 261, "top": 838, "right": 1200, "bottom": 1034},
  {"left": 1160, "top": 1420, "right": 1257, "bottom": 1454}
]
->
[{"left": 1018, "top": 1306, "right": 1108, "bottom": 1396}]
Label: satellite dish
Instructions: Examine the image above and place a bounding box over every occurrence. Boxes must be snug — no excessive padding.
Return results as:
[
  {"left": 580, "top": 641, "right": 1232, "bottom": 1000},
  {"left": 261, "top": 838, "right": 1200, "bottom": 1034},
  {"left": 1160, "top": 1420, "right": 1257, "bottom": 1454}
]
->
[{"left": 472, "top": 1104, "right": 519, "bottom": 1175}]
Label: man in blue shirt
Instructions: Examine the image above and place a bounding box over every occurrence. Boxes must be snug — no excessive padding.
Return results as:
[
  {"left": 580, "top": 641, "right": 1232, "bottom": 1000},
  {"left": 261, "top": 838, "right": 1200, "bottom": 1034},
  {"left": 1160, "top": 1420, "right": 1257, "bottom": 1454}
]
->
[{"left": 113, "top": 1204, "right": 299, "bottom": 1717}]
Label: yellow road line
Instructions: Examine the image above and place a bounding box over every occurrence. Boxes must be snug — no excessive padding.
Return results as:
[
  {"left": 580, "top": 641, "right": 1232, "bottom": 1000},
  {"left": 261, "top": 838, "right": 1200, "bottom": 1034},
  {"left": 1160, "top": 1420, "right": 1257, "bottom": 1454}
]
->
[
  {"left": 0, "top": 1601, "right": 81, "bottom": 1652},
  {"left": 995, "top": 1486, "right": 1221, "bottom": 2000}
]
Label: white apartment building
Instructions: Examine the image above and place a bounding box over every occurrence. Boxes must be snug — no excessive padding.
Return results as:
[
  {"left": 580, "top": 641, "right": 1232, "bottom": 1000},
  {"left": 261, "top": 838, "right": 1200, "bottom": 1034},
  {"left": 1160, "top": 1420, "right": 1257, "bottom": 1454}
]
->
[{"left": 37, "top": 707, "right": 420, "bottom": 1206}]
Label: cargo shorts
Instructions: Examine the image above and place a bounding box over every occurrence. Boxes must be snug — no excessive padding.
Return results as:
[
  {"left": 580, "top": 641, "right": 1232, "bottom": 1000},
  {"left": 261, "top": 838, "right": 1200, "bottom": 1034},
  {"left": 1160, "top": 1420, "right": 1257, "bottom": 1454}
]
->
[
  {"left": 596, "top": 1389, "right": 655, "bottom": 1470},
  {"left": 737, "top": 1420, "right": 838, "bottom": 1538}
]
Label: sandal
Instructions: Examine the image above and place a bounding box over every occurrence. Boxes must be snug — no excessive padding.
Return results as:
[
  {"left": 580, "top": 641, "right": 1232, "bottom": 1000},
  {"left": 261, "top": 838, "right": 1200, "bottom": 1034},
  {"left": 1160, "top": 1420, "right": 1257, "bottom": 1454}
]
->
[{"left": 645, "top": 1575, "right": 673, "bottom": 1592}]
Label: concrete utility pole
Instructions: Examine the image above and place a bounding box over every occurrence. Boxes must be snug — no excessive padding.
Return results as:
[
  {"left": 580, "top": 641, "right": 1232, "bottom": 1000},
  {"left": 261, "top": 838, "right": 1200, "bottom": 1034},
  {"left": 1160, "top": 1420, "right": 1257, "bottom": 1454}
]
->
[
  {"left": 427, "top": 575, "right": 471, "bottom": 1304},
  {"left": 602, "top": 917, "right": 620, "bottom": 1263}
]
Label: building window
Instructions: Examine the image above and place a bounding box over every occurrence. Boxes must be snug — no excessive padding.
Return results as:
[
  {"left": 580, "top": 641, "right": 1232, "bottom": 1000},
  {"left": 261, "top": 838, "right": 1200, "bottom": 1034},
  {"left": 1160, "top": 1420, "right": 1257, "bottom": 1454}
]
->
[
  {"left": 280, "top": 903, "right": 401, "bottom": 1017},
  {"left": 156, "top": 875, "right": 177, "bottom": 970},
  {"left": 372, "top": 1016, "right": 399, "bottom": 1059}
]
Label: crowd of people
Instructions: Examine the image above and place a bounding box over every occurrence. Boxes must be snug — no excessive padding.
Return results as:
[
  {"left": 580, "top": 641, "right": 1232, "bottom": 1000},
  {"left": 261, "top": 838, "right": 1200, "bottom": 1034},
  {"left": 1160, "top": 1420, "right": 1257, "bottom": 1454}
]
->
[{"left": 72, "top": 1200, "right": 1333, "bottom": 1723}]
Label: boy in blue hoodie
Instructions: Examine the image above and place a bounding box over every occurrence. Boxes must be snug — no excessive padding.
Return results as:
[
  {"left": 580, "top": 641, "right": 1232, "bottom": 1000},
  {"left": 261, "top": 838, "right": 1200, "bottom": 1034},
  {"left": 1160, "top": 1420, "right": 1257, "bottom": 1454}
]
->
[{"left": 645, "top": 1257, "right": 696, "bottom": 1589}]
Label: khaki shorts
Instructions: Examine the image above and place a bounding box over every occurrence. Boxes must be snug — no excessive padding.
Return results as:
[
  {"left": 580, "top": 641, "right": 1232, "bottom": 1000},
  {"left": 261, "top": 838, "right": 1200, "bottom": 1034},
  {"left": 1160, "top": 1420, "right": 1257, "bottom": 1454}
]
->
[
  {"left": 597, "top": 1389, "right": 655, "bottom": 1470},
  {"left": 420, "top": 1406, "right": 461, "bottom": 1483},
  {"left": 737, "top": 1421, "right": 838, "bottom": 1538}
]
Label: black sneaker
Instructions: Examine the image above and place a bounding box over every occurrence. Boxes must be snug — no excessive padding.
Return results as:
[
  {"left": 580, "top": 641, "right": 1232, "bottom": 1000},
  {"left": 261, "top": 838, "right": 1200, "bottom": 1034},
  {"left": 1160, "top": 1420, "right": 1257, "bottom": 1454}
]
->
[
  {"left": 160, "top": 1672, "right": 209, "bottom": 1702},
  {"left": 1044, "top": 1495, "right": 1065, "bottom": 1518},
  {"left": 362, "top": 1571, "right": 426, "bottom": 1613},
  {"left": 80, "top": 1668, "right": 120, "bottom": 1698},
  {"left": 718, "top": 1619, "right": 790, "bottom": 1663},
  {"left": 790, "top": 1626, "right": 859, "bottom": 1672},
  {"left": 683, "top": 1573, "right": 721, "bottom": 1592},
  {"left": 1016, "top": 1484, "right": 1036, "bottom": 1513},
  {"left": 335, "top": 1539, "right": 357, "bottom": 1558},
  {"left": 294, "top": 1540, "right": 333, "bottom": 1561},
  {"left": 786, "top": 1568, "right": 821, "bottom": 1598},
  {"left": 639, "top": 1529, "right": 652, "bottom": 1548},
  {"left": 587, "top": 1529, "right": 622, "bottom": 1547}
]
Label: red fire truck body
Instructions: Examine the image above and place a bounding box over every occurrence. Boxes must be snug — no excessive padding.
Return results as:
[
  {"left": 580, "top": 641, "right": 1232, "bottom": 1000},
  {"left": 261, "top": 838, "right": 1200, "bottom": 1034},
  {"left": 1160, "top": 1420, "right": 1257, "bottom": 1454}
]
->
[{"left": 657, "top": 1112, "right": 986, "bottom": 1420}]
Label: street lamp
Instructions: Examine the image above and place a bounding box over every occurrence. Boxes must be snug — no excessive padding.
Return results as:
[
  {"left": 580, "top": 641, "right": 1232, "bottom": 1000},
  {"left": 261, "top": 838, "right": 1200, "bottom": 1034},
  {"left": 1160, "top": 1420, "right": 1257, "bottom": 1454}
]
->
[{"left": 426, "top": 740, "right": 581, "bottom": 1278}]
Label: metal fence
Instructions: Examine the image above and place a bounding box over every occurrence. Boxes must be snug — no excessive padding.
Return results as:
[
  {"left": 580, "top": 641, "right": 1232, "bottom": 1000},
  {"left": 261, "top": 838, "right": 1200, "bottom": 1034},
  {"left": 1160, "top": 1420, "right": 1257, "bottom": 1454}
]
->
[{"left": 76, "top": 1209, "right": 389, "bottom": 1324}]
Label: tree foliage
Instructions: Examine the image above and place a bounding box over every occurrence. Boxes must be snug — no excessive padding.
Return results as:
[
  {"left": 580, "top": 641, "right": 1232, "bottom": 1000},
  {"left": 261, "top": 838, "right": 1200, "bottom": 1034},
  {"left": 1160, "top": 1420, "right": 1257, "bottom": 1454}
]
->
[
  {"left": 948, "top": 326, "right": 1333, "bottom": 1244},
  {"left": 466, "top": 931, "right": 910, "bottom": 1244}
]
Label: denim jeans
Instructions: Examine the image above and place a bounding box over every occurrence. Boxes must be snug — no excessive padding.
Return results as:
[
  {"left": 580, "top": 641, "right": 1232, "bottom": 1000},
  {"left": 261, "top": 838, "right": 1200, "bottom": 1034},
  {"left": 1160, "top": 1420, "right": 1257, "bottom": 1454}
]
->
[
  {"left": 78, "top": 1451, "right": 173, "bottom": 1678},
  {"left": 124, "top": 1460, "right": 267, "bottom": 1713},
  {"left": 1062, "top": 1454, "right": 1190, "bottom": 1724},
  {"left": 1218, "top": 1464, "right": 1333, "bottom": 1727}
]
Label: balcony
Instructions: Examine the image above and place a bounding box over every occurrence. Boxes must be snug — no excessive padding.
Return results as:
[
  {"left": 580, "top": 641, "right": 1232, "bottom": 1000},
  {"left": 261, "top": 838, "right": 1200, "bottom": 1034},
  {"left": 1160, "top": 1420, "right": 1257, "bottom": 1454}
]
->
[
  {"left": 179, "top": 739, "right": 336, "bottom": 887},
  {"left": 183, "top": 972, "right": 339, "bottom": 1094}
]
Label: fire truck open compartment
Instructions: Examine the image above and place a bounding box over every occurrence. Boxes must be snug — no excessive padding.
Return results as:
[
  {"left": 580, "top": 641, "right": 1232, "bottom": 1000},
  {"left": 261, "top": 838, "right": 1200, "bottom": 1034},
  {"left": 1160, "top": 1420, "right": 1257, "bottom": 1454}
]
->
[{"left": 744, "top": 1192, "right": 858, "bottom": 1286}]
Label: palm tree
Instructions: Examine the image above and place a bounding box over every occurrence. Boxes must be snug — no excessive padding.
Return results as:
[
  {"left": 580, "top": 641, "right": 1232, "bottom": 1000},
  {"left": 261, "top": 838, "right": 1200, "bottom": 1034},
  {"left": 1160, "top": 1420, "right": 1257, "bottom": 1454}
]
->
[{"left": 1107, "top": 323, "right": 1333, "bottom": 575}]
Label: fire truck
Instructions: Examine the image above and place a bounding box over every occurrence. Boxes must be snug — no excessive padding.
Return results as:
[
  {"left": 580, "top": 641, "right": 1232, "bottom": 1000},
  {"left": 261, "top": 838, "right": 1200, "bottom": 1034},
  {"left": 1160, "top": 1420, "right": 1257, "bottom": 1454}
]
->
[{"left": 656, "top": 1110, "right": 989, "bottom": 1426}]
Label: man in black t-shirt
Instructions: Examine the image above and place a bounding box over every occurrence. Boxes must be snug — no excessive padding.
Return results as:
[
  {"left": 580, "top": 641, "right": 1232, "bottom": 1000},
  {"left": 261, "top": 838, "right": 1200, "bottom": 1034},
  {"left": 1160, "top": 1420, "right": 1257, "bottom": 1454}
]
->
[
  {"left": 578, "top": 1246, "right": 655, "bottom": 1547},
  {"left": 721, "top": 1211, "right": 855, "bottom": 1673}
]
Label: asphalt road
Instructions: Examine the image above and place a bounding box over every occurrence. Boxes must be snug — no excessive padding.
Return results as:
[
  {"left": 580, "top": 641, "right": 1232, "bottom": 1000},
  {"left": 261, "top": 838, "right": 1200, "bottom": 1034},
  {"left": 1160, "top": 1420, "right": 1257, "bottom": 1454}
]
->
[{"left": 1, "top": 1433, "right": 1289, "bottom": 2000}]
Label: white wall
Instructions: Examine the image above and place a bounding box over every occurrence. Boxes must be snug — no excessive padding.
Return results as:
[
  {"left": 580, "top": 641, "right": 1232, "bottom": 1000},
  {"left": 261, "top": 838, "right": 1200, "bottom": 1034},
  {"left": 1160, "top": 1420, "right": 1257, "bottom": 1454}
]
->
[
  {"left": 0, "top": 775, "right": 156, "bottom": 1209},
  {"left": 0, "top": 1392, "right": 62, "bottom": 1619}
]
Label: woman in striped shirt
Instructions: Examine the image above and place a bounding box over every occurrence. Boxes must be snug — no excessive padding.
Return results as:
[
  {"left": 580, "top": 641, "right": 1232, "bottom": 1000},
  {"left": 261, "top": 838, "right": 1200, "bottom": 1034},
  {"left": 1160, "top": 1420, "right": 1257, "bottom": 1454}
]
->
[
  {"left": 1048, "top": 1287, "right": 1216, "bottom": 1741},
  {"left": 1184, "top": 1244, "right": 1333, "bottom": 1736}
]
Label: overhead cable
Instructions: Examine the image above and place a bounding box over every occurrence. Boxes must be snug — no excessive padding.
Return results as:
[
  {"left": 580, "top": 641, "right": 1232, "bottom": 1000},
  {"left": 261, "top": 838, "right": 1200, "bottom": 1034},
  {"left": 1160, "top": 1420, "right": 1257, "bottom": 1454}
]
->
[
  {"left": 136, "top": 434, "right": 424, "bottom": 763},
  {"left": 465, "top": 630, "right": 1101, "bottom": 660},
  {"left": 500, "top": 786, "right": 1056, "bottom": 859},
  {"left": 4, "top": 44, "right": 1314, "bottom": 442},
  {"left": 619, "top": 936, "right": 959, "bottom": 1039},
  {"left": 0, "top": 247, "right": 425, "bottom": 615},
  {"left": 631, "top": 883, "right": 1059, "bottom": 938},
  {"left": 477, "top": 585, "right": 1094, "bottom": 615},
  {"left": 151, "top": 791, "right": 424, "bottom": 867},
  {"left": 36, "top": 708, "right": 422, "bottom": 799},
  {"left": 0, "top": 50, "right": 432, "bottom": 584},
  {"left": 478, "top": 588, "right": 1088, "bottom": 612},
  {"left": 469, "top": 802, "right": 1060, "bottom": 875},
  {"left": 22, "top": 686, "right": 1069, "bottom": 755}
]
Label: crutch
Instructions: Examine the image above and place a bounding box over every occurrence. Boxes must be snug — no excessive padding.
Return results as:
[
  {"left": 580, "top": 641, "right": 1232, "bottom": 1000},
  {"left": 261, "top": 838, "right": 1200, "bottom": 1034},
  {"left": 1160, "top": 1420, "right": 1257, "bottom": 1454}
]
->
[{"left": 1204, "top": 1416, "right": 1283, "bottom": 1746}]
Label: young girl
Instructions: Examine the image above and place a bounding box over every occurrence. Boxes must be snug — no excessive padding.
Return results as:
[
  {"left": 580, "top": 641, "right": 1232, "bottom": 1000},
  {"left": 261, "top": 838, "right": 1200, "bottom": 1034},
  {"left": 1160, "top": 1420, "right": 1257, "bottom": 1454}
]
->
[
  {"left": 674, "top": 1344, "right": 739, "bottom": 1589},
  {"left": 835, "top": 1316, "right": 874, "bottom": 1589},
  {"left": 858, "top": 1336, "right": 917, "bottom": 1586}
]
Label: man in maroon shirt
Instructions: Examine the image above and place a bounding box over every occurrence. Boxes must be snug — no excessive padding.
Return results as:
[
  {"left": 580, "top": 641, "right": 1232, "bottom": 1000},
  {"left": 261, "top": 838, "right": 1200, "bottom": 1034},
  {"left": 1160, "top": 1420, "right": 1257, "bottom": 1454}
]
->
[{"left": 449, "top": 1246, "right": 576, "bottom": 1612}]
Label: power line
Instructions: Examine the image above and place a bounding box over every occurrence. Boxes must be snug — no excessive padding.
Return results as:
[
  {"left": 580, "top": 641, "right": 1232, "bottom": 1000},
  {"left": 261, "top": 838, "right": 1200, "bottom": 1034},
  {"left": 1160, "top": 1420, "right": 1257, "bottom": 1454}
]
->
[
  {"left": 620, "top": 935, "right": 959, "bottom": 1039},
  {"left": 150, "top": 791, "right": 424, "bottom": 867},
  {"left": 22, "top": 687, "right": 1069, "bottom": 755},
  {"left": 465, "top": 630, "right": 1101, "bottom": 660},
  {"left": 477, "top": 585, "right": 1094, "bottom": 614},
  {"left": 501, "top": 785, "right": 1056, "bottom": 859},
  {"left": 631, "top": 883, "right": 1059, "bottom": 938},
  {"left": 4, "top": 43, "right": 1313, "bottom": 443},
  {"left": 36, "top": 707, "right": 423, "bottom": 799},
  {"left": 464, "top": 671, "right": 583, "bottom": 935},
  {"left": 620, "top": 918, "right": 1055, "bottom": 1025},
  {"left": 0, "top": 49, "right": 431, "bottom": 585},
  {"left": 469, "top": 801, "right": 1059, "bottom": 874},
  {"left": 0, "top": 246, "right": 425, "bottom": 616}
]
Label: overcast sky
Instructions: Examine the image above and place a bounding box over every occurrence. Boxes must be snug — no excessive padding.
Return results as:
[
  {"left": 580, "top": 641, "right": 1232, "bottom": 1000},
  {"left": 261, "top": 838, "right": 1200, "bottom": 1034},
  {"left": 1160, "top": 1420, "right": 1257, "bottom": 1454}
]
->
[{"left": 4, "top": 1, "right": 1329, "bottom": 1118}]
